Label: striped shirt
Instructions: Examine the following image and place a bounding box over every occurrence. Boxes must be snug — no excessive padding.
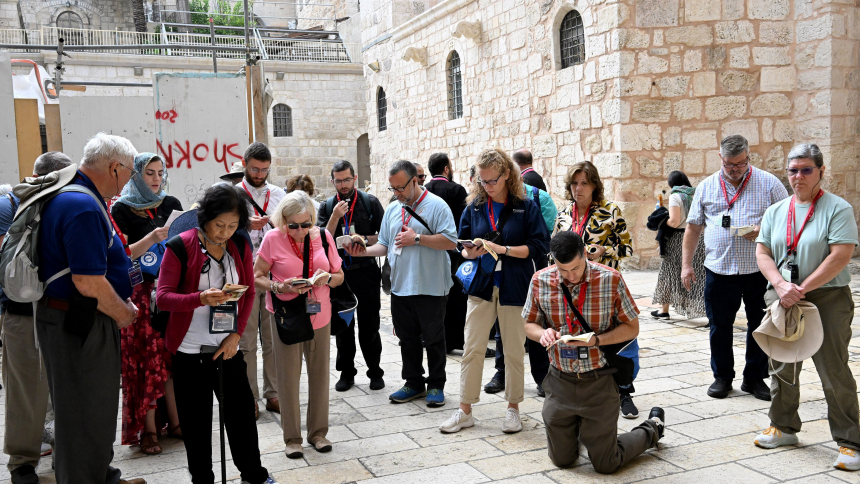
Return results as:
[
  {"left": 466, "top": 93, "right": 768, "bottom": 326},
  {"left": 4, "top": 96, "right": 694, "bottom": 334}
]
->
[
  {"left": 521, "top": 262, "right": 639, "bottom": 373},
  {"left": 687, "top": 167, "right": 789, "bottom": 275}
]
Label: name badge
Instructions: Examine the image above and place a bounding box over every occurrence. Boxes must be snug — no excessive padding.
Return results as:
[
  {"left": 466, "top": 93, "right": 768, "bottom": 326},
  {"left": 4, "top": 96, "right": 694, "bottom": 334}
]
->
[
  {"left": 559, "top": 346, "right": 578, "bottom": 360},
  {"left": 306, "top": 293, "right": 322, "bottom": 314},
  {"left": 781, "top": 262, "right": 799, "bottom": 283},
  {"left": 578, "top": 346, "right": 590, "bottom": 360},
  {"left": 128, "top": 261, "right": 144, "bottom": 287},
  {"left": 721, "top": 215, "right": 731, "bottom": 228},
  {"left": 209, "top": 301, "right": 238, "bottom": 334},
  {"left": 393, "top": 245, "right": 402, "bottom": 255},
  {"left": 349, "top": 224, "right": 356, "bottom": 235}
]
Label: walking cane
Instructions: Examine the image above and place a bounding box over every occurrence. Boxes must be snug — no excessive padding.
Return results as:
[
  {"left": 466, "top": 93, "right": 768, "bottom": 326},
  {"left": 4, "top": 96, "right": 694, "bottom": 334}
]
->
[{"left": 216, "top": 353, "right": 227, "bottom": 484}]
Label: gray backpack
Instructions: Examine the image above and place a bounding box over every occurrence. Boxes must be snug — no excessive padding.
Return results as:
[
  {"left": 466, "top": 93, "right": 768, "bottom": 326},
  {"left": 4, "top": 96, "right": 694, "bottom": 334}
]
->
[{"left": 0, "top": 164, "right": 112, "bottom": 303}]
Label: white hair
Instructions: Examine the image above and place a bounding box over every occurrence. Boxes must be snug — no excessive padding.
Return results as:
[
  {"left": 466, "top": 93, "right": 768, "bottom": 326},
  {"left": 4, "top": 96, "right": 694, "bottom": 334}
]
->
[
  {"left": 0, "top": 184, "right": 12, "bottom": 196},
  {"left": 80, "top": 132, "right": 138, "bottom": 170},
  {"left": 271, "top": 190, "right": 316, "bottom": 232}
]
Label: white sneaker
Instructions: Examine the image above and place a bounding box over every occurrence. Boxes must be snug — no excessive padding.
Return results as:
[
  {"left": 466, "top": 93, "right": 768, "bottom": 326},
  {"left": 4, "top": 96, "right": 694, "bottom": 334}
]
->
[
  {"left": 834, "top": 447, "right": 860, "bottom": 471},
  {"left": 502, "top": 407, "right": 522, "bottom": 434},
  {"left": 439, "top": 409, "right": 474, "bottom": 433},
  {"left": 754, "top": 426, "right": 799, "bottom": 449}
]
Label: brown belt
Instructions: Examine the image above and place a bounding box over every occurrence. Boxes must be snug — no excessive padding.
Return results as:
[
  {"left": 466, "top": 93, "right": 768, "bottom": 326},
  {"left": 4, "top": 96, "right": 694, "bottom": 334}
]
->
[
  {"left": 40, "top": 297, "right": 70, "bottom": 312},
  {"left": 553, "top": 365, "right": 617, "bottom": 380}
]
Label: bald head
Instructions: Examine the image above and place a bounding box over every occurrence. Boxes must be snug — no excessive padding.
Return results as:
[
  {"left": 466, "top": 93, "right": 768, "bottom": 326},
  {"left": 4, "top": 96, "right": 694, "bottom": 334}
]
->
[
  {"left": 34, "top": 151, "right": 73, "bottom": 176},
  {"left": 512, "top": 149, "right": 533, "bottom": 167}
]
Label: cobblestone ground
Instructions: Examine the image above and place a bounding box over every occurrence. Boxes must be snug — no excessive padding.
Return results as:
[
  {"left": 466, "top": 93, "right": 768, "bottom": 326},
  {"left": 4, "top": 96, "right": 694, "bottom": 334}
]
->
[{"left": 3, "top": 269, "right": 860, "bottom": 483}]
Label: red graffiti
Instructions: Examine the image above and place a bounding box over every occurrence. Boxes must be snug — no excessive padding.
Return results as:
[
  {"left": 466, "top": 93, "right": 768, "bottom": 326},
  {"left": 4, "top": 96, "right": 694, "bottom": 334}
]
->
[
  {"left": 193, "top": 143, "right": 209, "bottom": 161},
  {"left": 214, "top": 140, "right": 241, "bottom": 171},
  {"left": 154, "top": 109, "right": 178, "bottom": 123},
  {"left": 158, "top": 139, "right": 243, "bottom": 170}
]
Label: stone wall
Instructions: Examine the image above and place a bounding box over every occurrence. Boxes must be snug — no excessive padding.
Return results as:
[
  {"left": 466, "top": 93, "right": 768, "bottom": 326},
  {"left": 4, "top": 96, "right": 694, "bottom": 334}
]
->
[
  {"left": 359, "top": 0, "right": 860, "bottom": 267},
  {"left": 17, "top": 0, "right": 137, "bottom": 31}
]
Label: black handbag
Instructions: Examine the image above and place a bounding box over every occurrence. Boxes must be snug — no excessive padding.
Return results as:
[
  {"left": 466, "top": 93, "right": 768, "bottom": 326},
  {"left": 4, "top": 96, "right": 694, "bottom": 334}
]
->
[
  {"left": 560, "top": 283, "right": 635, "bottom": 387},
  {"left": 272, "top": 233, "right": 315, "bottom": 345},
  {"left": 318, "top": 231, "right": 358, "bottom": 336}
]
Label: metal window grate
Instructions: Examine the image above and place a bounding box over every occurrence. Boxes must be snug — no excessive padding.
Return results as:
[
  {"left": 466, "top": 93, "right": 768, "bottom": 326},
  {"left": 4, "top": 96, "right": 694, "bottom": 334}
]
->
[
  {"left": 272, "top": 103, "right": 292, "bottom": 137},
  {"left": 560, "top": 10, "right": 585, "bottom": 69},
  {"left": 447, "top": 51, "right": 463, "bottom": 120},
  {"left": 377, "top": 88, "right": 387, "bottom": 132}
]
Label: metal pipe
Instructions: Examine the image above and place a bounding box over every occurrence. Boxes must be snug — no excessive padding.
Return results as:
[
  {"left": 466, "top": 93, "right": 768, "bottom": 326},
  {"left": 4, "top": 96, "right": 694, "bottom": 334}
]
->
[
  {"left": 61, "top": 81, "right": 153, "bottom": 87},
  {"left": 160, "top": 9, "right": 336, "bottom": 21},
  {"left": 0, "top": 43, "right": 259, "bottom": 52},
  {"left": 209, "top": 18, "right": 217, "bottom": 73},
  {"left": 243, "top": 0, "right": 251, "bottom": 65}
]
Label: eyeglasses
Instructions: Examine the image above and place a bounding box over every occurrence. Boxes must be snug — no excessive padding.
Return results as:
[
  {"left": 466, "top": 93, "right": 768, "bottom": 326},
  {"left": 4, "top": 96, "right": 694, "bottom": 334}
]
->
[
  {"left": 287, "top": 222, "right": 313, "bottom": 229},
  {"left": 478, "top": 173, "right": 504, "bottom": 187},
  {"left": 333, "top": 176, "right": 354, "bottom": 185},
  {"left": 248, "top": 167, "right": 269, "bottom": 175},
  {"left": 387, "top": 176, "right": 415, "bottom": 193},
  {"left": 786, "top": 166, "right": 819, "bottom": 177},
  {"left": 722, "top": 158, "right": 749, "bottom": 170},
  {"left": 417, "top": 175, "right": 426, "bottom": 181},
  {"left": 116, "top": 163, "right": 138, "bottom": 178}
]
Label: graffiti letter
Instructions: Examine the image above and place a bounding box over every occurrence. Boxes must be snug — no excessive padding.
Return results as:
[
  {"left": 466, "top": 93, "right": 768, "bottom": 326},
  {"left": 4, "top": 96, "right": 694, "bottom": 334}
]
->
[
  {"left": 193, "top": 143, "right": 209, "bottom": 161},
  {"left": 213, "top": 140, "right": 228, "bottom": 171},
  {"left": 169, "top": 109, "right": 178, "bottom": 124},
  {"left": 156, "top": 139, "right": 173, "bottom": 168},
  {"left": 155, "top": 110, "right": 162, "bottom": 120},
  {"left": 226, "top": 143, "right": 242, "bottom": 161},
  {"left": 174, "top": 140, "right": 191, "bottom": 169}
]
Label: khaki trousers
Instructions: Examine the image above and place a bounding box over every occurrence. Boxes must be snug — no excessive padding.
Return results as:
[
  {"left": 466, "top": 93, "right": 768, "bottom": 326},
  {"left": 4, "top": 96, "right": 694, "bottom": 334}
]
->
[
  {"left": 239, "top": 292, "right": 278, "bottom": 400},
  {"left": 270, "top": 314, "right": 330, "bottom": 445},
  {"left": 766, "top": 285, "right": 860, "bottom": 450},
  {"left": 461, "top": 287, "right": 526, "bottom": 404},
  {"left": 2, "top": 311, "right": 50, "bottom": 472},
  {"left": 542, "top": 366, "right": 660, "bottom": 473}
]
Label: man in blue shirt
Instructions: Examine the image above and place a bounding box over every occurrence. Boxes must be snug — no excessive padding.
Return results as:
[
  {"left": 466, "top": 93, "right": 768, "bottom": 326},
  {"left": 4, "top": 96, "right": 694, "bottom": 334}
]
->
[
  {"left": 2, "top": 152, "right": 73, "bottom": 484},
  {"left": 345, "top": 160, "right": 457, "bottom": 407},
  {"left": 35, "top": 133, "right": 145, "bottom": 484}
]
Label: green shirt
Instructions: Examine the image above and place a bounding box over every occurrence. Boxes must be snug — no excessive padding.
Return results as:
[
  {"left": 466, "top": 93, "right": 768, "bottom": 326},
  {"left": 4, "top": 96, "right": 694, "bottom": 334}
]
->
[{"left": 757, "top": 191, "right": 858, "bottom": 288}]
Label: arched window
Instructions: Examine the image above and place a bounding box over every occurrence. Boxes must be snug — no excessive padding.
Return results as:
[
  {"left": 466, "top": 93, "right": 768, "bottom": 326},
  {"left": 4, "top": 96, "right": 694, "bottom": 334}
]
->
[
  {"left": 56, "top": 11, "right": 84, "bottom": 45},
  {"left": 377, "top": 87, "right": 387, "bottom": 132},
  {"left": 447, "top": 51, "right": 463, "bottom": 120},
  {"left": 560, "top": 10, "right": 585, "bottom": 69},
  {"left": 272, "top": 103, "right": 292, "bottom": 137}
]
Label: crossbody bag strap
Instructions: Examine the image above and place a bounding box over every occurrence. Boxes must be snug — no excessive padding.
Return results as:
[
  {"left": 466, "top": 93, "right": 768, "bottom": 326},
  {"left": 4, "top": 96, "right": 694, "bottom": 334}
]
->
[
  {"left": 560, "top": 283, "right": 594, "bottom": 334},
  {"left": 302, "top": 233, "right": 310, "bottom": 279},
  {"left": 403, "top": 206, "right": 434, "bottom": 234},
  {"left": 247, "top": 197, "right": 275, "bottom": 229}
]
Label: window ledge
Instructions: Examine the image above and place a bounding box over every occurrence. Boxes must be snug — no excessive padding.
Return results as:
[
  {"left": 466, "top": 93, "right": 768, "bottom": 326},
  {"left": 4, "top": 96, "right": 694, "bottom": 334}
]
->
[{"left": 446, "top": 118, "right": 466, "bottom": 129}]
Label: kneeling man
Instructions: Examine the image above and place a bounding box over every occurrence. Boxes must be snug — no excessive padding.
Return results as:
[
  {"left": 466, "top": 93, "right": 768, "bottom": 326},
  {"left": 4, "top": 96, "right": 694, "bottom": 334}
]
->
[{"left": 523, "top": 231, "right": 665, "bottom": 473}]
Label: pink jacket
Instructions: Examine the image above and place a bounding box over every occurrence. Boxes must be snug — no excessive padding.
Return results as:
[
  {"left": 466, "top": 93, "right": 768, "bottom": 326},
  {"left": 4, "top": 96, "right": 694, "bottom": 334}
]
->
[{"left": 156, "top": 229, "right": 256, "bottom": 354}]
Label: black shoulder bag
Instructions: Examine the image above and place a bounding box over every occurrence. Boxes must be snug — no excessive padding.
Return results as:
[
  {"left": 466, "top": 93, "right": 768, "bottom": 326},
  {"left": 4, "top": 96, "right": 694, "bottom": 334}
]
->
[
  {"left": 272, "top": 233, "right": 315, "bottom": 345},
  {"left": 560, "top": 283, "right": 635, "bottom": 387},
  {"left": 381, "top": 206, "right": 434, "bottom": 295}
]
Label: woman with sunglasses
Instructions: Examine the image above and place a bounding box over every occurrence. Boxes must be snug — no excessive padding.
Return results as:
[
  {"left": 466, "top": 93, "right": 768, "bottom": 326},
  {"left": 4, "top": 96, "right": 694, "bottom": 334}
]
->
[
  {"left": 753, "top": 144, "right": 860, "bottom": 469},
  {"left": 253, "top": 191, "right": 344, "bottom": 459},
  {"left": 439, "top": 148, "right": 549, "bottom": 435},
  {"left": 156, "top": 184, "right": 277, "bottom": 484}
]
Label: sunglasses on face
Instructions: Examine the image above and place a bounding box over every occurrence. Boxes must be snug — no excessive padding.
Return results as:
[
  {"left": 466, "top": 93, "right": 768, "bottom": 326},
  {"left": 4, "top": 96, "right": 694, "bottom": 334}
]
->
[
  {"left": 287, "top": 222, "right": 313, "bottom": 229},
  {"left": 786, "top": 167, "right": 819, "bottom": 177},
  {"left": 417, "top": 175, "right": 426, "bottom": 181}
]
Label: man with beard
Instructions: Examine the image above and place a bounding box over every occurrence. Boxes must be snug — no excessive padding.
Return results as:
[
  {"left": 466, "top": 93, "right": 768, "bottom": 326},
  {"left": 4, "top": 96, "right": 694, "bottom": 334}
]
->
[
  {"left": 237, "top": 142, "right": 286, "bottom": 418},
  {"left": 317, "top": 160, "right": 386, "bottom": 392}
]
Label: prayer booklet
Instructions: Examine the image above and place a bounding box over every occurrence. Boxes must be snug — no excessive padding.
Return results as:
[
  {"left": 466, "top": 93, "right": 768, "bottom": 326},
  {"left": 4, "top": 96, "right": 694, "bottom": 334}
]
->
[
  {"left": 731, "top": 225, "right": 755, "bottom": 237},
  {"left": 164, "top": 210, "right": 186, "bottom": 230},
  {"left": 290, "top": 272, "right": 330, "bottom": 286},
  {"left": 221, "top": 284, "right": 249, "bottom": 302},
  {"left": 457, "top": 238, "right": 499, "bottom": 260},
  {"left": 336, "top": 235, "right": 367, "bottom": 249},
  {"left": 549, "top": 332, "right": 595, "bottom": 346}
]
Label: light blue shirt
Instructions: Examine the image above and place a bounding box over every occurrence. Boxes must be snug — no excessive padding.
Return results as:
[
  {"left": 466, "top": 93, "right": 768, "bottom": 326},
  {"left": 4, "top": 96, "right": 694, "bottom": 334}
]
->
[
  {"left": 378, "top": 189, "right": 457, "bottom": 297},
  {"left": 687, "top": 167, "right": 789, "bottom": 275}
]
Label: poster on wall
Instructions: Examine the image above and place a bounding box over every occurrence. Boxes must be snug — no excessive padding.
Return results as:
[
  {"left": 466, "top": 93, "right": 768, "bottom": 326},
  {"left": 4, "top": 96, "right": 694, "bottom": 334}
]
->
[{"left": 153, "top": 72, "right": 248, "bottom": 206}]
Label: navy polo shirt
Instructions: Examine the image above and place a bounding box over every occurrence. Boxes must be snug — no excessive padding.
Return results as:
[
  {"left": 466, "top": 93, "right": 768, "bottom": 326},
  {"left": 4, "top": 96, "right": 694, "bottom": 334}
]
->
[{"left": 38, "top": 172, "right": 134, "bottom": 301}]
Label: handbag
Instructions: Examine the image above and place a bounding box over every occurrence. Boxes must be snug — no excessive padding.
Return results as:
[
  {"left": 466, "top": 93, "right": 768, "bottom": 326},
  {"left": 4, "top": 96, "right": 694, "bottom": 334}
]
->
[
  {"left": 318, "top": 231, "right": 358, "bottom": 336},
  {"left": 272, "top": 233, "right": 315, "bottom": 345},
  {"left": 382, "top": 206, "right": 433, "bottom": 294},
  {"left": 455, "top": 202, "right": 513, "bottom": 296},
  {"left": 139, "top": 241, "right": 166, "bottom": 277},
  {"left": 560, "top": 283, "right": 636, "bottom": 387}
]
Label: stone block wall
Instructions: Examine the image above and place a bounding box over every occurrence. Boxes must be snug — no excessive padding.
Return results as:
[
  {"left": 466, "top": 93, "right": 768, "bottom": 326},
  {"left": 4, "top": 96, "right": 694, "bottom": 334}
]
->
[
  {"left": 18, "top": 0, "right": 137, "bottom": 30},
  {"left": 359, "top": 0, "right": 860, "bottom": 267}
]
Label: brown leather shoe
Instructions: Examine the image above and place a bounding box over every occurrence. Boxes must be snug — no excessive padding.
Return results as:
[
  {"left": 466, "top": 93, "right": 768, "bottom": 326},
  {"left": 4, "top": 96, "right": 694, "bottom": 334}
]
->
[
  {"left": 265, "top": 398, "right": 280, "bottom": 413},
  {"left": 120, "top": 479, "right": 147, "bottom": 484}
]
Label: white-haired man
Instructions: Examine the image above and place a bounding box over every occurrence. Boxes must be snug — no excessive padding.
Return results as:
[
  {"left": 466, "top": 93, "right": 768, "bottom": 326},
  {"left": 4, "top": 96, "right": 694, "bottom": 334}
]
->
[{"left": 36, "top": 133, "right": 146, "bottom": 484}]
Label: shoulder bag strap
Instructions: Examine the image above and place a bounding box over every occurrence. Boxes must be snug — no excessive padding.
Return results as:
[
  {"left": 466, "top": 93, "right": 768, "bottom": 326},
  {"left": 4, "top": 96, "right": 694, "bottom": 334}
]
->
[
  {"left": 403, "top": 206, "right": 434, "bottom": 234},
  {"left": 302, "top": 233, "right": 311, "bottom": 279},
  {"left": 559, "top": 282, "right": 594, "bottom": 334}
]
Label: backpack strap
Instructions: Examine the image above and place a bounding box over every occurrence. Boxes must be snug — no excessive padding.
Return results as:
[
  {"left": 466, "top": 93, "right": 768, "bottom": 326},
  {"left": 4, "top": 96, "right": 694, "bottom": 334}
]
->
[
  {"left": 357, "top": 190, "right": 373, "bottom": 221},
  {"left": 165, "top": 235, "right": 188, "bottom": 289},
  {"left": 532, "top": 186, "right": 540, "bottom": 209},
  {"left": 7, "top": 194, "right": 17, "bottom": 212}
]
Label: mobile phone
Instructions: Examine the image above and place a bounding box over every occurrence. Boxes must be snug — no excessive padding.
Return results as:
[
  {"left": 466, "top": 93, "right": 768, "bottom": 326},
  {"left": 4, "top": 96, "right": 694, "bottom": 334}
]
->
[{"left": 200, "top": 344, "right": 220, "bottom": 354}]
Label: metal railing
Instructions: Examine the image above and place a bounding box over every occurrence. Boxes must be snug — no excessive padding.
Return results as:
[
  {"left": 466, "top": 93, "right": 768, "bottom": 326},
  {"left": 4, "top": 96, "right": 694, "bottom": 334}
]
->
[{"left": 0, "top": 26, "right": 360, "bottom": 63}]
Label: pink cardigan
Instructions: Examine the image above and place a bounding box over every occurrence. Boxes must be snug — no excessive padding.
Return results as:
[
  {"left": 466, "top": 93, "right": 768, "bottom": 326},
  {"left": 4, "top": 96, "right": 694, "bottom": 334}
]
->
[{"left": 156, "top": 229, "right": 256, "bottom": 354}]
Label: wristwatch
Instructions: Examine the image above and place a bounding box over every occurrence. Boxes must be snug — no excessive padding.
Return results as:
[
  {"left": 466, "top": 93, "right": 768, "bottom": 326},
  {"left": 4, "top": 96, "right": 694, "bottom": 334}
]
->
[
  {"left": 593, "top": 334, "right": 600, "bottom": 347},
  {"left": 326, "top": 274, "right": 333, "bottom": 286},
  {"left": 414, "top": 234, "right": 421, "bottom": 245},
  {"left": 505, "top": 245, "right": 511, "bottom": 255}
]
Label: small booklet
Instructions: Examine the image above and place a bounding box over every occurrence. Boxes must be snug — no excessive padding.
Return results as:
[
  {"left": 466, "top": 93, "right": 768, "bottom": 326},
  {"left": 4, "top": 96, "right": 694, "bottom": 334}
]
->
[
  {"left": 336, "top": 235, "right": 367, "bottom": 249},
  {"left": 731, "top": 225, "right": 756, "bottom": 237},
  {"left": 457, "top": 238, "right": 498, "bottom": 260},
  {"left": 164, "top": 210, "right": 186, "bottom": 230},
  {"left": 290, "top": 272, "right": 330, "bottom": 286},
  {"left": 549, "top": 332, "right": 595, "bottom": 346},
  {"left": 221, "top": 284, "right": 249, "bottom": 302}
]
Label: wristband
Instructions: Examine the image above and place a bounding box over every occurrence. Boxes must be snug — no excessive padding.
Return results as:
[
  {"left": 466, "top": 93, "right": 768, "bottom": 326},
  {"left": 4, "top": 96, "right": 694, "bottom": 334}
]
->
[{"left": 593, "top": 334, "right": 600, "bottom": 347}]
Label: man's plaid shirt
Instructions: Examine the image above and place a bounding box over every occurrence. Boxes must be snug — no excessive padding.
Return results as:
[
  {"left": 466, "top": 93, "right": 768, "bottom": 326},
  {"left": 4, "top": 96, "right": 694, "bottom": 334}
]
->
[{"left": 521, "top": 262, "right": 639, "bottom": 373}]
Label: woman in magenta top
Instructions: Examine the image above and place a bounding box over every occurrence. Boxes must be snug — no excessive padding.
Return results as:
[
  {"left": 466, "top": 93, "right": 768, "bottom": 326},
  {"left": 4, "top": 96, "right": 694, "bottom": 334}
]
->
[{"left": 254, "top": 191, "right": 344, "bottom": 459}]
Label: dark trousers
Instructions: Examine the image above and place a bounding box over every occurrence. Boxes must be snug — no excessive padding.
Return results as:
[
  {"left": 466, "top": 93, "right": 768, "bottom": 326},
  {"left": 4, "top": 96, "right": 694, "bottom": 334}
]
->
[
  {"left": 704, "top": 268, "right": 769, "bottom": 381},
  {"left": 336, "top": 264, "right": 383, "bottom": 379},
  {"left": 35, "top": 305, "right": 122, "bottom": 484},
  {"left": 444, "top": 251, "right": 467, "bottom": 351},
  {"left": 390, "top": 294, "right": 448, "bottom": 391},
  {"left": 493, "top": 320, "right": 550, "bottom": 385},
  {"left": 173, "top": 351, "right": 269, "bottom": 484}
]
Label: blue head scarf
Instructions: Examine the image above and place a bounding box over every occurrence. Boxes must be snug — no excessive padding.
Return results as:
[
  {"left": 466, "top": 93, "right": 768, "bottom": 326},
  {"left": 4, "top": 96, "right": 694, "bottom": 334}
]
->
[{"left": 117, "top": 153, "right": 167, "bottom": 209}]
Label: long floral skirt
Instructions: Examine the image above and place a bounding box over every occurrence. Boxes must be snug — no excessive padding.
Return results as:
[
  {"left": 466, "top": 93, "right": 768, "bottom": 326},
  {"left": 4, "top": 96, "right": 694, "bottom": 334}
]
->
[
  {"left": 120, "top": 280, "right": 172, "bottom": 445},
  {"left": 652, "top": 231, "right": 707, "bottom": 319}
]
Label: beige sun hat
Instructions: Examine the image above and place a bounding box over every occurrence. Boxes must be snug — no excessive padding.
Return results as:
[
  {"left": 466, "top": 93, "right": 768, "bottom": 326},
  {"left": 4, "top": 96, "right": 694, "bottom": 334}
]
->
[
  {"left": 219, "top": 161, "right": 245, "bottom": 181},
  {"left": 753, "top": 299, "right": 823, "bottom": 365}
]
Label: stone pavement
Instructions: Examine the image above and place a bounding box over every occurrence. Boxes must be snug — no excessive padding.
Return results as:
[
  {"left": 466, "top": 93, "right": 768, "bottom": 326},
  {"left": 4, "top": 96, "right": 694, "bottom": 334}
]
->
[{"left": 3, "top": 269, "right": 860, "bottom": 483}]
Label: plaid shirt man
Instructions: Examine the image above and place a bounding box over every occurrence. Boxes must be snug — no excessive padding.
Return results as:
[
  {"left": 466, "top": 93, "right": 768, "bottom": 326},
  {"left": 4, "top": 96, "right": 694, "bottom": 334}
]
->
[
  {"left": 687, "top": 166, "right": 789, "bottom": 275},
  {"left": 522, "top": 262, "right": 639, "bottom": 373}
]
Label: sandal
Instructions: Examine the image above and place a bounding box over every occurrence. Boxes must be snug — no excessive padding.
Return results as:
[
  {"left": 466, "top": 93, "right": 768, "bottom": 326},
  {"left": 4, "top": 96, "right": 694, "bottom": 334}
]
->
[
  {"left": 167, "top": 423, "right": 183, "bottom": 440},
  {"left": 140, "top": 432, "right": 162, "bottom": 455}
]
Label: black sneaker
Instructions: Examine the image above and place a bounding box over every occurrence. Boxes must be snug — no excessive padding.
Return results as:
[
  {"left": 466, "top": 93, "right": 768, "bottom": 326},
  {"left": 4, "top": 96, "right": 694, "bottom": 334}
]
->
[
  {"left": 10, "top": 464, "right": 38, "bottom": 484},
  {"left": 650, "top": 310, "right": 670, "bottom": 319},
  {"left": 707, "top": 378, "right": 732, "bottom": 399},
  {"left": 620, "top": 392, "right": 639, "bottom": 419},
  {"left": 648, "top": 407, "right": 665, "bottom": 439},
  {"left": 484, "top": 373, "right": 505, "bottom": 394},
  {"left": 536, "top": 383, "right": 545, "bottom": 398},
  {"left": 741, "top": 377, "right": 772, "bottom": 401},
  {"left": 484, "top": 348, "right": 495, "bottom": 358},
  {"left": 369, "top": 376, "right": 385, "bottom": 391},
  {"left": 335, "top": 376, "right": 354, "bottom": 392}
]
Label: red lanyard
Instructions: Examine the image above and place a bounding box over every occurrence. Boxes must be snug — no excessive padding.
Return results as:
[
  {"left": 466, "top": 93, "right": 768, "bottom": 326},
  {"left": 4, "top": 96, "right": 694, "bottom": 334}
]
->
[
  {"left": 288, "top": 235, "right": 313, "bottom": 274},
  {"left": 570, "top": 203, "right": 591, "bottom": 237},
  {"left": 786, "top": 190, "right": 824, "bottom": 255},
  {"left": 521, "top": 167, "right": 535, "bottom": 176},
  {"left": 108, "top": 211, "right": 132, "bottom": 258},
  {"left": 401, "top": 188, "right": 429, "bottom": 229},
  {"left": 563, "top": 281, "right": 589, "bottom": 335},
  {"left": 337, "top": 192, "right": 359, "bottom": 235},
  {"left": 241, "top": 181, "right": 270, "bottom": 216},
  {"left": 144, "top": 209, "right": 156, "bottom": 220},
  {"left": 719, "top": 168, "right": 753, "bottom": 210},
  {"left": 487, "top": 197, "right": 507, "bottom": 231}
]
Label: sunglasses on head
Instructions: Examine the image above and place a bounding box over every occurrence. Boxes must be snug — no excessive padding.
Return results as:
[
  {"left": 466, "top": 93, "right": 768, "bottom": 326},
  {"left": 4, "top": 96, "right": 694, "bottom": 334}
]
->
[{"left": 287, "top": 222, "right": 313, "bottom": 229}]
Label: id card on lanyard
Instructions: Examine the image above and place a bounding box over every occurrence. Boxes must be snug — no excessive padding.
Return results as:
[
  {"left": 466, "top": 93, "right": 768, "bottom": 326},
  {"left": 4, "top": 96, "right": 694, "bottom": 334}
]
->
[
  {"left": 719, "top": 168, "right": 752, "bottom": 228},
  {"left": 338, "top": 193, "right": 358, "bottom": 235},
  {"left": 108, "top": 211, "right": 143, "bottom": 287},
  {"left": 561, "top": 282, "right": 591, "bottom": 361},
  {"left": 782, "top": 190, "right": 823, "bottom": 282}
]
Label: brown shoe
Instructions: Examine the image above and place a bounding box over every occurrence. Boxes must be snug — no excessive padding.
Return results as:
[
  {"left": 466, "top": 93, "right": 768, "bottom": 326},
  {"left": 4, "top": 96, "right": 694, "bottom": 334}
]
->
[
  {"left": 265, "top": 398, "right": 280, "bottom": 413},
  {"left": 120, "top": 479, "right": 147, "bottom": 484},
  {"left": 310, "top": 436, "right": 332, "bottom": 453},
  {"left": 285, "top": 442, "right": 303, "bottom": 459}
]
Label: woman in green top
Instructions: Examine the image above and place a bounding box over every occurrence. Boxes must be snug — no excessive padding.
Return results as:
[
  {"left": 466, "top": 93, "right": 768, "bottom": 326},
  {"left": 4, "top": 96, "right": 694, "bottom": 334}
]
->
[{"left": 753, "top": 143, "right": 860, "bottom": 470}]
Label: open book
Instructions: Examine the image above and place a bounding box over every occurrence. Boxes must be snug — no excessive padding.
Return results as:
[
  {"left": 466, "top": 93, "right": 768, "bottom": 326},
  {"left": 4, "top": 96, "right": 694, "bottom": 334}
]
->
[
  {"left": 336, "top": 235, "right": 367, "bottom": 249},
  {"left": 548, "top": 332, "right": 595, "bottom": 346},
  {"left": 221, "top": 284, "right": 249, "bottom": 302},
  {"left": 290, "top": 272, "right": 330, "bottom": 286},
  {"left": 457, "top": 238, "right": 499, "bottom": 260},
  {"left": 731, "top": 225, "right": 756, "bottom": 237}
]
